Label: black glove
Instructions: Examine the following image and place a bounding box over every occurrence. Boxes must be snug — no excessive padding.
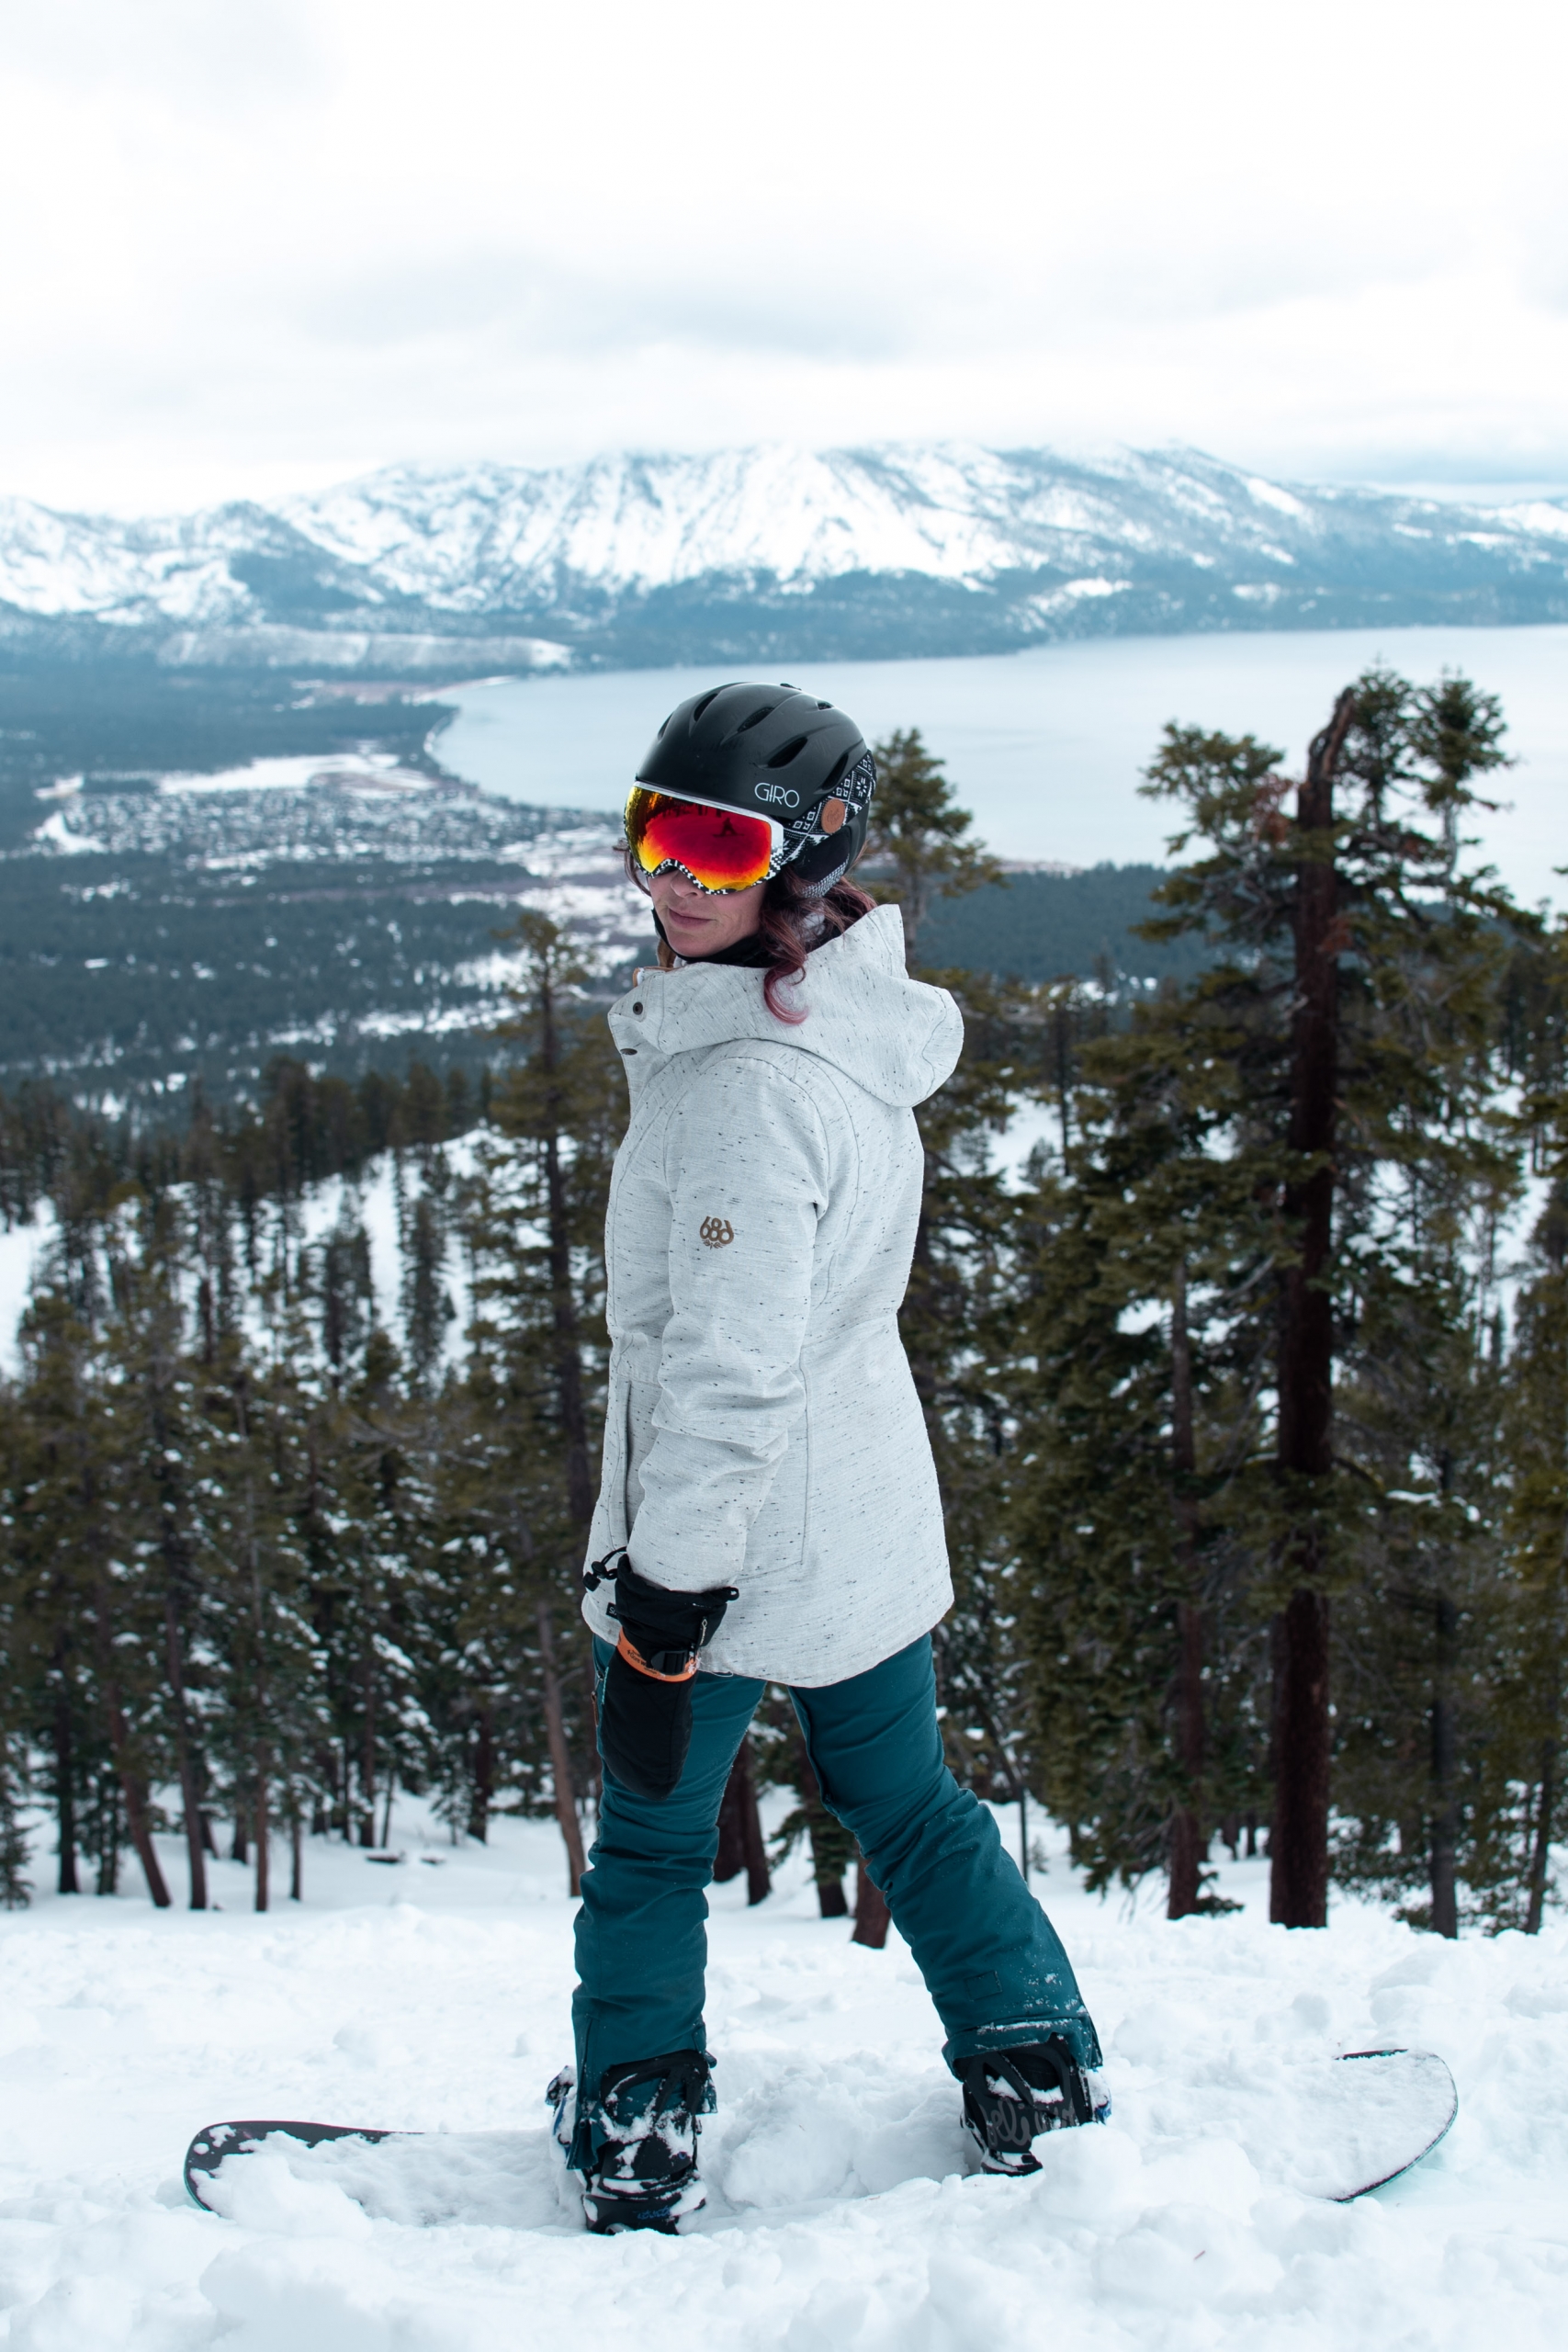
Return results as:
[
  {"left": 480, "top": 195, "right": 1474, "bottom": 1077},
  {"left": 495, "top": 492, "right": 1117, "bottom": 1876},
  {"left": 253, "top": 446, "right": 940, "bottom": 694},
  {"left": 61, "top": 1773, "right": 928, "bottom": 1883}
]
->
[{"left": 592, "top": 1558, "right": 737, "bottom": 1804}]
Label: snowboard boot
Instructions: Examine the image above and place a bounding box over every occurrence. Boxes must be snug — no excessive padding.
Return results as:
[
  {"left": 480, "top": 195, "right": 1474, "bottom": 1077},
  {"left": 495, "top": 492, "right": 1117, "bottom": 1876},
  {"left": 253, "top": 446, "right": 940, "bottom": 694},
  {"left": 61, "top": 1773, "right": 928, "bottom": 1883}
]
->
[
  {"left": 558, "top": 2049, "right": 715, "bottom": 2234},
  {"left": 958, "top": 2037, "right": 1111, "bottom": 2177}
]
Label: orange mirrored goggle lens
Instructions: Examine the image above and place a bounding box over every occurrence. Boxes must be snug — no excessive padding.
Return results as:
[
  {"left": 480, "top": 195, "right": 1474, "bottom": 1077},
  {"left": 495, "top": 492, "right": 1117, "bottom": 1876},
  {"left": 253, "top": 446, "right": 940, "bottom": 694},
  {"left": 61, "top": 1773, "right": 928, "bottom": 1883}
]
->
[{"left": 625, "top": 789, "right": 779, "bottom": 892}]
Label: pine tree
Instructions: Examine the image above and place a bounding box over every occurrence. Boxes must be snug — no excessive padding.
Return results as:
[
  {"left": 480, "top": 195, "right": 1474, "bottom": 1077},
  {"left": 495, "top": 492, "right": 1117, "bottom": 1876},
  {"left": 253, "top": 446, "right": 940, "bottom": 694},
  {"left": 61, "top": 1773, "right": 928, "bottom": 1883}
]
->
[
  {"left": 96, "top": 1188, "right": 215, "bottom": 1908},
  {"left": 1007, "top": 969, "right": 1276, "bottom": 1908},
  {"left": 447, "top": 911, "right": 622, "bottom": 1888},
  {"left": 1005, "top": 669, "right": 1517, "bottom": 1923},
  {"left": 8, "top": 1285, "right": 173, "bottom": 1905},
  {"left": 1139, "top": 671, "right": 1514, "bottom": 1926},
  {"left": 1332, "top": 1241, "right": 1512, "bottom": 1933},
  {"left": 1495, "top": 931, "right": 1568, "bottom": 1929},
  {"left": 863, "top": 729, "right": 1003, "bottom": 949},
  {"left": 902, "top": 970, "right": 1045, "bottom": 1819}
]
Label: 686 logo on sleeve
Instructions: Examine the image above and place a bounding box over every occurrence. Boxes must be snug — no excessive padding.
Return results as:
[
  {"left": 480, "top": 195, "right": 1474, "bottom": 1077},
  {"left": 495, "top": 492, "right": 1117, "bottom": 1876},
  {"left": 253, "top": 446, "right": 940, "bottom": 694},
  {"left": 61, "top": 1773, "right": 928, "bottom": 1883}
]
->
[{"left": 699, "top": 1216, "right": 735, "bottom": 1250}]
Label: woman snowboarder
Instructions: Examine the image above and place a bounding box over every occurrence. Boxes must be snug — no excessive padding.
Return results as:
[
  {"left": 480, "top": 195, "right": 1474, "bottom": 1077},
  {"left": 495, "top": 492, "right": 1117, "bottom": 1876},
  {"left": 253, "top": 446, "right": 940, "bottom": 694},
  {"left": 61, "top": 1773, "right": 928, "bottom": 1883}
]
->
[{"left": 555, "top": 682, "right": 1105, "bottom": 2232}]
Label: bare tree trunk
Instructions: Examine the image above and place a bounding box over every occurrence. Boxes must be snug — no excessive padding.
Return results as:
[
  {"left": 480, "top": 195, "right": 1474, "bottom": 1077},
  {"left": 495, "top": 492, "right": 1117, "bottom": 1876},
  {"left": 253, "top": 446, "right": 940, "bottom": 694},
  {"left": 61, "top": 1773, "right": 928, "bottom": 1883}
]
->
[
  {"left": 290, "top": 1811, "right": 304, "bottom": 1903},
  {"left": 796, "top": 1737, "right": 848, "bottom": 1916},
  {"left": 112, "top": 1741, "right": 169, "bottom": 1905},
  {"left": 1271, "top": 689, "right": 1355, "bottom": 1931},
  {"left": 1429, "top": 1591, "right": 1459, "bottom": 1937},
  {"left": 716, "top": 1741, "right": 771, "bottom": 1905},
  {"left": 537, "top": 1598, "right": 587, "bottom": 1895},
  {"left": 467, "top": 1698, "right": 494, "bottom": 1843},
  {"left": 96, "top": 1770, "right": 120, "bottom": 1895},
  {"left": 360, "top": 1636, "right": 378, "bottom": 1847},
  {"left": 1269, "top": 1589, "right": 1331, "bottom": 1928},
  {"left": 163, "top": 1586, "right": 209, "bottom": 1910},
  {"left": 52, "top": 1666, "right": 79, "bottom": 1895},
  {"left": 813, "top": 1856, "right": 849, "bottom": 1915},
  {"left": 231, "top": 1812, "right": 248, "bottom": 1864},
  {"left": 254, "top": 1779, "right": 270, "bottom": 1913},
  {"left": 1526, "top": 1735, "right": 1556, "bottom": 1934},
  {"left": 852, "top": 1848, "right": 891, "bottom": 1949},
  {"left": 1168, "top": 1256, "right": 1208, "bottom": 1921},
  {"left": 739, "top": 1747, "right": 771, "bottom": 1906},
  {"left": 379, "top": 1775, "right": 395, "bottom": 1849},
  {"left": 1168, "top": 1600, "right": 1207, "bottom": 1921},
  {"left": 92, "top": 1582, "right": 171, "bottom": 1907}
]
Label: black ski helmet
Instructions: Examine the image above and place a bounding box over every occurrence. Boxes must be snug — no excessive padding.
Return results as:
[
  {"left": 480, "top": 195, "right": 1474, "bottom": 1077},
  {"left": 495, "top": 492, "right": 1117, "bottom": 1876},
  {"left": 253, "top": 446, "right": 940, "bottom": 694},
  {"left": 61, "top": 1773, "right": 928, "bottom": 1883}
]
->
[{"left": 635, "top": 682, "right": 875, "bottom": 896}]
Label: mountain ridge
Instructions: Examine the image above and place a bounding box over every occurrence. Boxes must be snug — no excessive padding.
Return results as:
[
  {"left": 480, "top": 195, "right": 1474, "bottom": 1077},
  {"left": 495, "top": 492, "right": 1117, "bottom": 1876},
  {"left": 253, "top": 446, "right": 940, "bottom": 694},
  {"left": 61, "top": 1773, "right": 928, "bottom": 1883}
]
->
[{"left": 2, "top": 441, "right": 1565, "bottom": 673}]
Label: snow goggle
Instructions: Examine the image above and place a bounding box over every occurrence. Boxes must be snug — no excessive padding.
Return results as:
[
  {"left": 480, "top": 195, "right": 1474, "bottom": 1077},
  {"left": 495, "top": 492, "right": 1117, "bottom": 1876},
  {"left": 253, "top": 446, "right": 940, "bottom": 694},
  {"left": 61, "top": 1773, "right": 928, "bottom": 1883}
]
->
[{"left": 624, "top": 787, "right": 785, "bottom": 895}]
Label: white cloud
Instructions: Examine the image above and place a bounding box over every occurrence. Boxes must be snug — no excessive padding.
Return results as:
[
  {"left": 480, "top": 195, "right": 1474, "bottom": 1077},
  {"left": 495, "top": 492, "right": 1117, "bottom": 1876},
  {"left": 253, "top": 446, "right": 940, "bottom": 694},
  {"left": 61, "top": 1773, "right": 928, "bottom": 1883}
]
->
[{"left": 1, "top": 0, "right": 1565, "bottom": 509}]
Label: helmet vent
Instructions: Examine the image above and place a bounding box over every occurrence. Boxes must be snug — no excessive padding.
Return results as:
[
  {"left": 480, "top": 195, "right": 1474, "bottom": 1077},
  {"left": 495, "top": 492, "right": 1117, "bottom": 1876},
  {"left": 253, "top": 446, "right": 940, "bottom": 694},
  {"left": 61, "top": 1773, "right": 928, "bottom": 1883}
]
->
[
  {"left": 691, "top": 688, "right": 724, "bottom": 723},
  {"left": 766, "top": 735, "right": 808, "bottom": 769},
  {"left": 735, "top": 703, "right": 778, "bottom": 735}
]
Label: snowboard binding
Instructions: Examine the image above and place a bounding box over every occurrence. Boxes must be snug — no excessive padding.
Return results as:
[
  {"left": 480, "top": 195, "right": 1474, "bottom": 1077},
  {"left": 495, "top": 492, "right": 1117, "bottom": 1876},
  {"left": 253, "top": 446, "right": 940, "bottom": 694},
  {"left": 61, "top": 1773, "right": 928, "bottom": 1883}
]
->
[
  {"left": 959, "top": 2037, "right": 1110, "bottom": 2176},
  {"left": 551, "top": 2049, "right": 716, "bottom": 2234}
]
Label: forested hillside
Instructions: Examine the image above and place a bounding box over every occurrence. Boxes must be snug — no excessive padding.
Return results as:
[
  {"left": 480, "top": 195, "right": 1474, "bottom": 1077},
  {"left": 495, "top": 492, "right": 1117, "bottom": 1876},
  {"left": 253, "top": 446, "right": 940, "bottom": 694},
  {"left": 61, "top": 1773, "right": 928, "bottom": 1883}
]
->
[
  {"left": 919, "top": 863, "right": 1211, "bottom": 985},
  {"left": 4, "top": 661, "right": 1567, "bottom": 1940},
  {"left": 0, "top": 663, "right": 1193, "bottom": 1112}
]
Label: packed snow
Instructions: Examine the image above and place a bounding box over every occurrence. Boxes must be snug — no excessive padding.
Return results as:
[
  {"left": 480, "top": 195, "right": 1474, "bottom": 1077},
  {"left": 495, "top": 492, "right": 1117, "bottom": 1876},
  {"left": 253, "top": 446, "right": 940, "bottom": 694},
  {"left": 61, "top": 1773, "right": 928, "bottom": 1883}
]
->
[{"left": 3, "top": 1795, "right": 1565, "bottom": 2351}]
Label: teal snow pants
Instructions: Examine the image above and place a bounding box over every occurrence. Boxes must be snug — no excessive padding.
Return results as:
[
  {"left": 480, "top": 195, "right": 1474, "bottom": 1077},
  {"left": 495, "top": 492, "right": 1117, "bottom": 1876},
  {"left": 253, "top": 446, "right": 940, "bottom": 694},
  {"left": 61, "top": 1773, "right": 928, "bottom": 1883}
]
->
[{"left": 571, "top": 1633, "right": 1101, "bottom": 2109}]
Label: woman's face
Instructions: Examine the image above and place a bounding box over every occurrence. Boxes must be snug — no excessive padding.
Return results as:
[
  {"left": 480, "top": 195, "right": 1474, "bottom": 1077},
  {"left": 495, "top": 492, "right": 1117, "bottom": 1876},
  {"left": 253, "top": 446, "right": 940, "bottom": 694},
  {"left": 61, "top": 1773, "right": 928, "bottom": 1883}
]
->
[{"left": 649, "top": 868, "right": 766, "bottom": 960}]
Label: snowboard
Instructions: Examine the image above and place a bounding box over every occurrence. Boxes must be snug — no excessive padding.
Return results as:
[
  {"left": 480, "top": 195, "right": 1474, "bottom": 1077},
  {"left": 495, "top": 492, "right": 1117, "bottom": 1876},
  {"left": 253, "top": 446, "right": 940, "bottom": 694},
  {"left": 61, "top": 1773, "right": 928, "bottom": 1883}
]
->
[
  {"left": 183, "top": 2047, "right": 1457, "bottom": 2225},
  {"left": 1183, "top": 2044, "right": 1458, "bottom": 2202}
]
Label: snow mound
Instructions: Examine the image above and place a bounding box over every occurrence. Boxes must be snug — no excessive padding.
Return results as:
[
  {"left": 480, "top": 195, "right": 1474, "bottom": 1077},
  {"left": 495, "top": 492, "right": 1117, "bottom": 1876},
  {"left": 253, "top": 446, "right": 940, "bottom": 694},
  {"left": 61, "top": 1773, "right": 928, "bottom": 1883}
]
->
[{"left": 2, "top": 1811, "right": 1565, "bottom": 2349}]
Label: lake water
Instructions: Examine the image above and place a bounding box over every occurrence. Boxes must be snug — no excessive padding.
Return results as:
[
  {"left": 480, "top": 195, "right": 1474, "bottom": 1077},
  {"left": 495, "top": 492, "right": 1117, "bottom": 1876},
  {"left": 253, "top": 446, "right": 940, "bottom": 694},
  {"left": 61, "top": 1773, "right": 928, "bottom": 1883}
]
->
[{"left": 437, "top": 625, "right": 1568, "bottom": 910}]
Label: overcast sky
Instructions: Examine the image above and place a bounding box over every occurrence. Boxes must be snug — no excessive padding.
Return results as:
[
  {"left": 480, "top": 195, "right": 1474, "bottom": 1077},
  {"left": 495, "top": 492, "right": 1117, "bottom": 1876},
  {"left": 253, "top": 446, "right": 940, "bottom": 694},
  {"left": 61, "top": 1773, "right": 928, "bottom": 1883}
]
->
[{"left": 2, "top": 0, "right": 1564, "bottom": 514}]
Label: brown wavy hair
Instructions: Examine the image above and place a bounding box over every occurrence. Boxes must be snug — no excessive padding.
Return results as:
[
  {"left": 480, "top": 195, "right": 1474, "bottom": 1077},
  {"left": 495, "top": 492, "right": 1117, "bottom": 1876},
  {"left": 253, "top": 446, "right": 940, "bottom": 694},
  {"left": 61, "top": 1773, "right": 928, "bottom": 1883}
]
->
[{"left": 639, "top": 865, "right": 877, "bottom": 1023}]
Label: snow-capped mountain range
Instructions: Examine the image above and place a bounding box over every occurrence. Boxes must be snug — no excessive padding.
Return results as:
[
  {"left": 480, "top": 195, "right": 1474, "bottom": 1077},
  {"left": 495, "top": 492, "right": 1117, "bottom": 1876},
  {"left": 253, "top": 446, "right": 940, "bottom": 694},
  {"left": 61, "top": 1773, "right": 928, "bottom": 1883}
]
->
[{"left": 2, "top": 443, "right": 1565, "bottom": 672}]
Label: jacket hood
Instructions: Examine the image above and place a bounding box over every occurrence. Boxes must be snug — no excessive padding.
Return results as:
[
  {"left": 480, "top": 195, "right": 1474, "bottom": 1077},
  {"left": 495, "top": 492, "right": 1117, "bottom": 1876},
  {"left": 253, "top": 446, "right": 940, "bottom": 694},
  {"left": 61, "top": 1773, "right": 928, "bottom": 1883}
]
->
[{"left": 608, "top": 904, "right": 963, "bottom": 1108}]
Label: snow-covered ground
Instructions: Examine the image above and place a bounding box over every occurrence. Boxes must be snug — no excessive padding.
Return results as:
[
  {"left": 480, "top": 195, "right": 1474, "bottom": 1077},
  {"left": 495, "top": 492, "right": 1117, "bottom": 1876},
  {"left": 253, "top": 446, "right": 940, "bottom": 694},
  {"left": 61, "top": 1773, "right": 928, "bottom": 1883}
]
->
[{"left": 3, "top": 1793, "right": 1564, "bottom": 2351}]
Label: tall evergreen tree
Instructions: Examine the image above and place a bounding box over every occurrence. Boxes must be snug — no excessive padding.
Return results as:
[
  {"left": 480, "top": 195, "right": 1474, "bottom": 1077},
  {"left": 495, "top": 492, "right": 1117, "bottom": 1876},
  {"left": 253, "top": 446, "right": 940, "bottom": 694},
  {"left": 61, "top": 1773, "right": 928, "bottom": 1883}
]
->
[
  {"left": 1496, "top": 928, "right": 1568, "bottom": 1929},
  {"left": 454, "top": 911, "right": 622, "bottom": 1888},
  {"left": 863, "top": 729, "right": 1003, "bottom": 949},
  {"left": 1135, "top": 668, "right": 1514, "bottom": 1925}
]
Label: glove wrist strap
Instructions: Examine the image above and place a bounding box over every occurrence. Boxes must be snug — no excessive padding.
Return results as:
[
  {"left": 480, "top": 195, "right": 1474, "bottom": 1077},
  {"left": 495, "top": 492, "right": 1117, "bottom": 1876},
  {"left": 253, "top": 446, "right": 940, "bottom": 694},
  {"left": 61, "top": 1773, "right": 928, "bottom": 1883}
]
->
[{"left": 615, "top": 1629, "right": 699, "bottom": 1685}]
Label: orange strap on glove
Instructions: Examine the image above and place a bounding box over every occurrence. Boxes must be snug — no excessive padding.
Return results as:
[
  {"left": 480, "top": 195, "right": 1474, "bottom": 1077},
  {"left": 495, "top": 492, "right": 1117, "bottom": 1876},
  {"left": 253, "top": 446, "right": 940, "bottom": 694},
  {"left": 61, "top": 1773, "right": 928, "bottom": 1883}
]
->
[{"left": 615, "top": 1630, "right": 699, "bottom": 1685}]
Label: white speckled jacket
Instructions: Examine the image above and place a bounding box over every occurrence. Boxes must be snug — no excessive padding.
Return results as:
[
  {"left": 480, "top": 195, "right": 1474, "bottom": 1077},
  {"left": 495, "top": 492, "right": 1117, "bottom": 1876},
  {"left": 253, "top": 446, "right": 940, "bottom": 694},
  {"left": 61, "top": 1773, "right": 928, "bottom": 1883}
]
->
[{"left": 581, "top": 904, "right": 964, "bottom": 1686}]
